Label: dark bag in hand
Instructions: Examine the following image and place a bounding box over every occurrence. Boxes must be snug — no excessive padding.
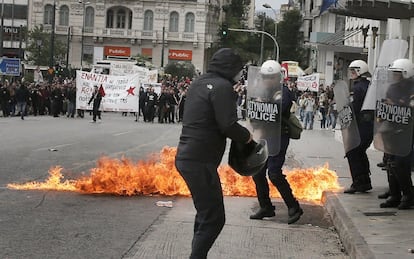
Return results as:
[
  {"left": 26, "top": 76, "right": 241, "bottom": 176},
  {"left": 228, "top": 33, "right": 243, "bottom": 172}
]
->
[{"left": 283, "top": 113, "right": 303, "bottom": 139}]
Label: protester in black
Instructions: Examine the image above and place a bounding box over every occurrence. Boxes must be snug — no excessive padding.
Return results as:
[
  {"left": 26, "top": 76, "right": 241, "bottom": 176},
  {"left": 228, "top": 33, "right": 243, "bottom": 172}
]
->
[
  {"left": 88, "top": 85, "right": 103, "bottom": 122},
  {"left": 175, "top": 48, "right": 254, "bottom": 259}
]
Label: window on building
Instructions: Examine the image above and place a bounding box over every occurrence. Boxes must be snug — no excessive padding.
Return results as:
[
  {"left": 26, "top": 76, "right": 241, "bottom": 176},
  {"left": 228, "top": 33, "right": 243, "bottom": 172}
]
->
[
  {"left": 85, "top": 7, "right": 95, "bottom": 28},
  {"left": 3, "top": 4, "right": 28, "bottom": 19},
  {"left": 44, "top": 4, "right": 54, "bottom": 25},
  {"left": 128, "top": 10, "right": 133, "bottom": 29},
  {"left": 185, "top": 13, "right": 195, "bottom": 32},
  {"left": 106, "top": 9, "right": 114, "bottom": 28},
  {"left": 169, "top": 12, "right": 179, "bottom": 32},
  {"left": 143, "top": 10, "right": 153, "bottom": 31},
  {"left": 116, "top": 9, "right": 126, "bottom": 28},
  {"left": 59, "top": 5, "right": 69, "bottom": 26}
]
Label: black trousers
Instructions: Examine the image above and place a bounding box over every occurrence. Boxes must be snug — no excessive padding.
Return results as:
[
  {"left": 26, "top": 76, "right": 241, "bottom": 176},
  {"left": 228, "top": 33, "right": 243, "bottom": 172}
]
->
[
  {"left": 387, "top": 153, "right": 413, "bottom": 198},
  {"left": 175, "top": 160, "right": 225, "bottom": 259},
  {"left": 346, "top": 137, "right": 372, "bottom": 185},
  {"left": 252, "top": 134, "right": 298, "bottom": 209}
]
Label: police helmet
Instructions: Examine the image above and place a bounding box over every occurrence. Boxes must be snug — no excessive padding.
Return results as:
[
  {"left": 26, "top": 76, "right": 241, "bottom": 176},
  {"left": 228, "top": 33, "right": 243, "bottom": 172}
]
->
[
  {"left": 228, "top": 139, "right": 268, "bottom": 176},
  {"left": 348, "top": 60, "right": 369, "bottom": 77},
  {"left": 260, "top": 60, "right": 282, "bottom": 75},
  {"left": 388, "top": 58, "right": 414, "bottom": 79}
]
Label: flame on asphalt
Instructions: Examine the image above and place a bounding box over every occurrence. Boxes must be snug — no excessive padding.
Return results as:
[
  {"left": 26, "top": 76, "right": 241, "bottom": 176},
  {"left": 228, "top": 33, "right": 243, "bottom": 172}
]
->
[{"left": 7, "top": 147, "right": 341, "bottom": 203}]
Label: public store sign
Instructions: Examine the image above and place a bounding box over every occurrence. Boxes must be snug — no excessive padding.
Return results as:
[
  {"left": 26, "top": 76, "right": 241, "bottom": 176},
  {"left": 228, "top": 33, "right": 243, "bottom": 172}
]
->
[
  {"left": 104, "top": 46, "right": 131, "bottom": 57},
  {"left": 168, "top": 49, "right": 192, "bottom": 61},
  {"left": 0, "top": 58, "right": 21, "bottom": 76}
]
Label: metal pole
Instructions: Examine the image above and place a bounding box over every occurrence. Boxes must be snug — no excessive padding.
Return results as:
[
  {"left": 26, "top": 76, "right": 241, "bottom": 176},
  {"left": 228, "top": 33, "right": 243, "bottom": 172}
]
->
[
  {"left": 259, "top": 13, "right": 265, "bottom": 65},
  {"left": 161, "top": 26, "right": 165, "bottom": 67},
  {"left": 228, "top": 28, "right": 279, "bottom": 62},
  {"left": 0, "top": 0, "right": 4, "bottom": 57},
  {"left": 81, "top": 2, "right": 85, "bottom": 69},
  {"left": 50, "top": 0, "right": 56, "bottom": 68},
  {"left": 66, "top": 26, "right": 70, "bottom": 69}
]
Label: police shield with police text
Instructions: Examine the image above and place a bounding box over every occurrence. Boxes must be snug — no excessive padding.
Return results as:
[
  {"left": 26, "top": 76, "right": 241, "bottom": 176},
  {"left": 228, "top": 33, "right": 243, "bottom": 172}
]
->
[
  {"left": 374, "top": 59, "right": 414, "bottom": 210},
  {"left": 246, "top": 64, "right": 282, "bottom": 155},
  {"left": 333, "top": 80, "right": 361, "bottom": 153},
  {"left": 340, "top": 60, "right": 374, "bottom": 194}
]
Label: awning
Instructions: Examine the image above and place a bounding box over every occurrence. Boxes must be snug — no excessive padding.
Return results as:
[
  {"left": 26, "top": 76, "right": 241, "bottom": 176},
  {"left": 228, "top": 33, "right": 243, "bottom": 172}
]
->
[{"left": 331, "top": 0, "right": 414, "bottom": 20}]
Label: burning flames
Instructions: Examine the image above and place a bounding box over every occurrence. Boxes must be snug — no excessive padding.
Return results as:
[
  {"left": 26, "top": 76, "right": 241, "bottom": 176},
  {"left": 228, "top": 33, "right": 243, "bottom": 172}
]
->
[{"left": 7, "top": 147, "right": 341, "bottom": 203}]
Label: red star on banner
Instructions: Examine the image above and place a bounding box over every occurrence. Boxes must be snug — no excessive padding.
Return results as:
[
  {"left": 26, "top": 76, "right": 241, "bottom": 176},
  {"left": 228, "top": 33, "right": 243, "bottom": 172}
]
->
[{"left": 126, "top": 86, "right": 135, "bottom": 96}]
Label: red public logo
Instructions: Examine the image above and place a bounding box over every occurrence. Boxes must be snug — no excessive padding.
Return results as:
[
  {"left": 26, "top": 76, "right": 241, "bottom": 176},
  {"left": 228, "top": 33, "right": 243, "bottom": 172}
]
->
[{"left": 168, "top": 50, "right": 192, "bottom": 61}]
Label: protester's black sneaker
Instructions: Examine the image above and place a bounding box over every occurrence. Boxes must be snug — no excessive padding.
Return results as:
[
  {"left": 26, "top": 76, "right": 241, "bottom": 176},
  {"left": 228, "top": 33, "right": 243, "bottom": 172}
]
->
[
  {"left": 397, "top": 196, "right": 414, "bottom": 210},
  {"left": 288, "top": 206, "right": 303, "bottom": 224},
  {"left": 377, "top": 191, "right": 390, "bottom": 199},
  {"left": 380, "top": 196, "right": 401, "bottom": 208},
  {"left": 344, "top": 183, "right": 372, "bottom": 194},
  {"left": 250, "top": 206, "right": 275, "bottom": 220}
]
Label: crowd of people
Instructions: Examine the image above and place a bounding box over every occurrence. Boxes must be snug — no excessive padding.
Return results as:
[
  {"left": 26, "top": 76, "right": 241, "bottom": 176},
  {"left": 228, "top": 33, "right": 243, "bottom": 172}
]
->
[{"left": 0, "top": 75, "right": 192, "bottom": 124}]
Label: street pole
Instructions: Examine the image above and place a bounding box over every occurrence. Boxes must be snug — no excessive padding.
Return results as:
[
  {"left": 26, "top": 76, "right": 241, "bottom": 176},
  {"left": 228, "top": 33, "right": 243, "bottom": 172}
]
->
[
  {"left": 0, "top": 0, "right": 4, "bottom": 57},
  {"left": 161, "top": 26, "right": 165, "bottom": 67},
  {"left": 263, "top": 3, "right": 278, "bottom": 60},
  {"left": 66, "top": 26, "right": 71, "bottom": 69},
  {"left": 228, "top": 28, "right": 279, "bottom": 62},
  {"left": 81, "top": 2, "right": 85, "bottom": 69},
  {"left": 50, "top": 0, "right": 56, "bottom": 69},
  {"left": 259, "top": 12, "right": 265, "bottom": 66}
]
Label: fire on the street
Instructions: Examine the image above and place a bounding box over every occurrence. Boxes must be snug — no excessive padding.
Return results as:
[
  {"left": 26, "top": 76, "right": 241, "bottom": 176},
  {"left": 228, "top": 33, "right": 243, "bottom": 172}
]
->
[{"left": 7, "top": 147, "right": 341, "bottom": 203}]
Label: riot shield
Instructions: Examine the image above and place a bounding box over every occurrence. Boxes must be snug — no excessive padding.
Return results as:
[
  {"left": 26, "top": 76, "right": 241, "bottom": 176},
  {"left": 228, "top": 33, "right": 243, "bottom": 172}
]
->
[
  {"left": 373, "top": 73, "right": 414, "bottom": 156},
  {"left": 333, "top": 80, "right": 361, "bottom": 153},
  {"left": 246, "top": 66, "right": 282, "bottom": 155},
  {"left": 362, "top": 39, "right": 408, "bottom": 111}
]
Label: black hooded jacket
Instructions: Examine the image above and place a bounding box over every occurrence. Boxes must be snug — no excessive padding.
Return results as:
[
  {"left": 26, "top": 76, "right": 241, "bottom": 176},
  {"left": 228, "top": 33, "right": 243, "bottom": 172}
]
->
[{"left": 176, "top": 48, "right": 251, "bottom": 165}]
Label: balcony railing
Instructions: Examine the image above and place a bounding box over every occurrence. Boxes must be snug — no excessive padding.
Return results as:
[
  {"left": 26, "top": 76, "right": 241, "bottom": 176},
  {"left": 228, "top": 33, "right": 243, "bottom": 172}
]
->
[{"left": 54, "top": 26, "right": 205, "bottom": 43}]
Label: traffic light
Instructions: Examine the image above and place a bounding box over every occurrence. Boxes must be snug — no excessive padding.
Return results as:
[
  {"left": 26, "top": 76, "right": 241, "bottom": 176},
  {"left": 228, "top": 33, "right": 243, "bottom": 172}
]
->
[{"left": 221, "top": 23, "right": 228, "bottom": 38}]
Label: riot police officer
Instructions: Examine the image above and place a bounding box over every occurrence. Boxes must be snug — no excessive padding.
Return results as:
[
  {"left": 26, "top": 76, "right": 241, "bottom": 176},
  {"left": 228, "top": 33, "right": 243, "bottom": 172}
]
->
[
  {"left": 343, "top": 60, "right": 374, "bottom": 194},
  {"left": 374, "top": 58, "right": 414, "bottom": 209},
  {"left": 248, "top": 60, "right": 303, "bottom": 224}
]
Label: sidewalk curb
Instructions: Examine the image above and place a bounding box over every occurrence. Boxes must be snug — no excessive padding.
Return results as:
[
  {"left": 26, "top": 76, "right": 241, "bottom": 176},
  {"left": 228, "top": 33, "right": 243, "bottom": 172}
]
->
[{"left": 323, "top": 191, "right": 376, "bottom": 259}]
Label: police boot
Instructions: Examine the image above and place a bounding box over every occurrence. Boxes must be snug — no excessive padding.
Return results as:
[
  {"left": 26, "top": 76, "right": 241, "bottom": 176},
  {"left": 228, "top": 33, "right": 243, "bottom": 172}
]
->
[
  {"left": 377, "top": 190, "right": 390, "bottom": 199},
  {"left": 250, "top": 205, "right": 275, "bottom": 220},
  {"left": 380, "top": 168, "right": 401, "bottom": 208},
  {"left": 398, "top": 196, "right": 414, "bottom": 210},
  {"left": 344, "top": 175, "right": 372, "bottom": 194}
]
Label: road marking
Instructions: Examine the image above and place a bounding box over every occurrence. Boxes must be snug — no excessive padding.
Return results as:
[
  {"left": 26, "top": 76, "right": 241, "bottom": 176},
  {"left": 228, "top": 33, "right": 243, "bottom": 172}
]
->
[
  {"left": 113, "top": 131, "right": 132, "bottom": 136},
  {"left": 33, "top": 143, "right": 76, "bottom": 151}
]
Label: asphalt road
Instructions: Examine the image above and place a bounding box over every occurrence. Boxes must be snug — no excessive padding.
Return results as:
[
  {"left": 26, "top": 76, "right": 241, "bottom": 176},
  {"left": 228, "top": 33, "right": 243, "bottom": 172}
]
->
[{"left": 0, "top": 113, "right": 349, "bottom": 259}]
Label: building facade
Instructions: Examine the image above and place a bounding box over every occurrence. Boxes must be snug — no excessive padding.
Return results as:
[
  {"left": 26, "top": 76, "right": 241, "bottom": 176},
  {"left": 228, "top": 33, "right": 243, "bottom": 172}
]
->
[
  {"left": 299, "top": 0, "right": 414, "bottom": 85},
  {"left": 0, "top": 0, "right": 28, "bottom": 58},
  {"left": 28, "top": 0, "right": 224, "bottom": 72}
]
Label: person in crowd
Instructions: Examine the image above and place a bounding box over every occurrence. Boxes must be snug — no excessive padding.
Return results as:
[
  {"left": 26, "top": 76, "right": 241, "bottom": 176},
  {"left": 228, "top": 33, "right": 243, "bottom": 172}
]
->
[
  {"left": 66, "top": 83, "right": 76, "bottom": 118},
  {"left": 327, "top": 98, "right": 338, "bottom": 131},
  {"left": 88, "top": 85, "right": 104, "bottom": 123},
  {"left": 177, "top": 87, "right": 187, "bottom": 122},
  {"left": 15, "top": 83, "right": 30, "bottom": 120},
  {"left": 0, "top": 83, "right": 11, "bottom": 117},
  {"left": 297, "top": 94, "right": 306, "bottom": 121},
  {"left": 303, "top": 92, "right": 316, "bottom": 130},
  {"left": 30, "top": 84, "right": 41, "bottom": 116},
  {"left": 167, "top": 87, "right": 178, "bottom": 123},
  {"left": 157, "top": 87, "right": 169, "bottom": 123},
  {"left": 343, "top": 60, "right": 374, "bottom": 194},
  {"left": 51, "top": 84, "right": 62, "bottom": 117},
  {"left": 138, "top": 86, "right": 147, "bottom": 121},
  {"left": 175, "top": 48, "right": 256, "bottom": 258},
  {"left": 145, "top": 87, "right": 157, "bottom": 122},
  {"left": 319, "top": 90, "right": 328, "bottom": 129},
  {"left": 249, "top": 60, "right": 303, "bottom": 224}
]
